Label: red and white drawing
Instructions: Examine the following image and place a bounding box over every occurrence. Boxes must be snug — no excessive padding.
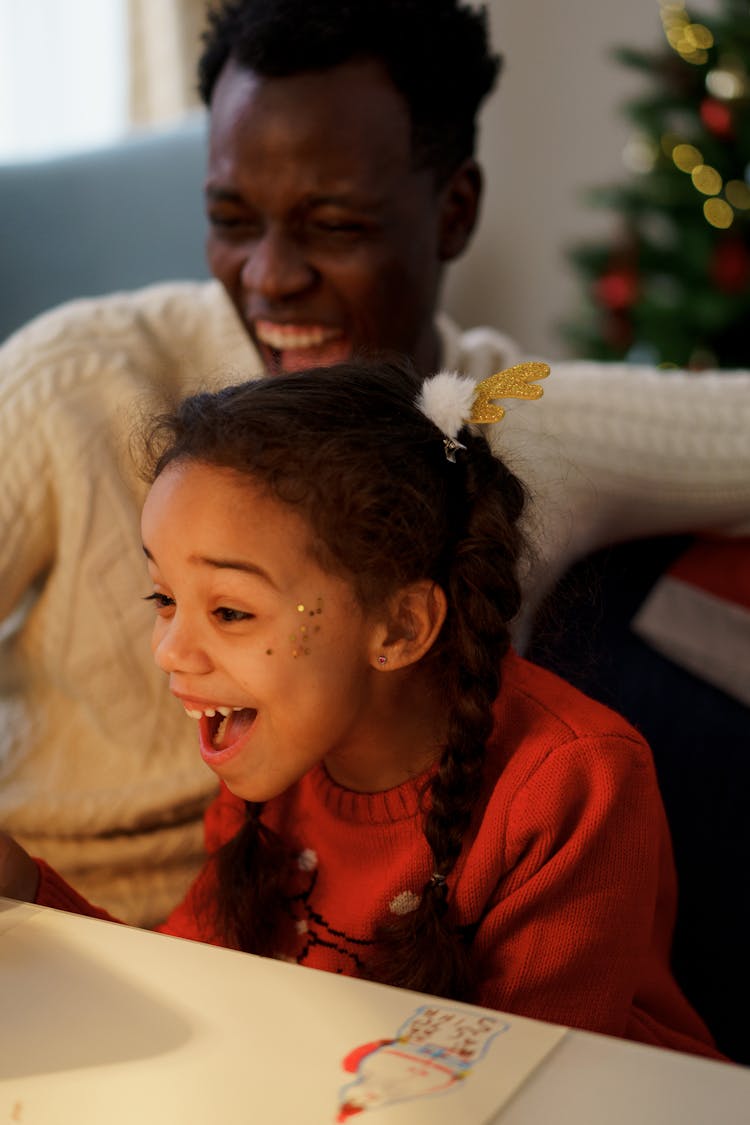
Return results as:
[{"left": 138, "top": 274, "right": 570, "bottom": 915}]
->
[{"left": 336, "top": 1004, "right": 508, "bottom": 1120}]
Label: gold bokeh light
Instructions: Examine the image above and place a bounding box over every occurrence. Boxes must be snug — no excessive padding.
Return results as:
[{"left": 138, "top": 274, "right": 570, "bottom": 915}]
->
[
  {"left": 672, "top": 143, "right": 703, "bottom": 172},
  {"left": 703, "top": 198, "right": 734, "bottom": 228},
  {"left": 660, "top": 2, "right": 712, "bottom": 65},
  {"left": 691, "top": 164, "right": 723, "bottom": 195},
  {"left": 726, "top": 180, "right": 750, "bottom": 209}
]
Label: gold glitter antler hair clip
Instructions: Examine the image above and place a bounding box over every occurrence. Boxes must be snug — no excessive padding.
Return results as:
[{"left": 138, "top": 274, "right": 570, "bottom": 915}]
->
[
  {"left": 416, "top": 361, "right": 550, "bottom": 461},
  {"left": 470, "top": 362, "right": 550, "bottom": 423}
]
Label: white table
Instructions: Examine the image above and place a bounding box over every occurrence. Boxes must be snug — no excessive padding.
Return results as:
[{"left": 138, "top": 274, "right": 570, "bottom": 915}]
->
[{"left": 1, "top": 898, "right": 747, "bottom": 1124}]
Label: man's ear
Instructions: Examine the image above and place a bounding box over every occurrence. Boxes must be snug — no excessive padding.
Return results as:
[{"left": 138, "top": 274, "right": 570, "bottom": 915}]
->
[
  {"left": 437, "top": 158, "right": 483, "bottom": 262},
  {"left": 370, "top": 580, "right": 447, "bottom": 671}
]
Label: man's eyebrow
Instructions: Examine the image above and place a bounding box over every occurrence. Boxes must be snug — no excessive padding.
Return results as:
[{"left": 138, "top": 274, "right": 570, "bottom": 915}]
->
[{"left": 205, "top": 183, "right": 378, "bottom": 209}]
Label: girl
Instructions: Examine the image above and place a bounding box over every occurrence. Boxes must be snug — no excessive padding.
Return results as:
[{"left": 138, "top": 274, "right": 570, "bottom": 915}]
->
[{"left": 0, "top": 359, "right": 720, "bottom": 1058}]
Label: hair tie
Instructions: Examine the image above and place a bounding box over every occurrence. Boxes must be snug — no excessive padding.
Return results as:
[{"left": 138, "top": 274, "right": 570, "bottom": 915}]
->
[{"left": 416, "top": 362, "right": 550, "bottom": 462}]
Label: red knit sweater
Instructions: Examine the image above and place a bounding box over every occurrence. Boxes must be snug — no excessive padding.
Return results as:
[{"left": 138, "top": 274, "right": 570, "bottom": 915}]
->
[{"left": 36, "top": 653, "right": 720, "bottom": 1059}]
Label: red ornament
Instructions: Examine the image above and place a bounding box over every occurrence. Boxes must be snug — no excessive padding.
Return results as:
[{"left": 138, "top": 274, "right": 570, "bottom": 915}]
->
[
  {"left": 710, "top": 238, "right": 750, "bottom": 293},
  {"left": 700, "top": 97, "right": 734, "bottom": 139},
  {"left": 594, "top": 267, "right": 639, "bottom": 310}
]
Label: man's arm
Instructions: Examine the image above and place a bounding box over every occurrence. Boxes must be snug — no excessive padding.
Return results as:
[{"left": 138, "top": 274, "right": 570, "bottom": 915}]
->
[{"left": 490, "top": 361, "right": 750, "bottom": 613}]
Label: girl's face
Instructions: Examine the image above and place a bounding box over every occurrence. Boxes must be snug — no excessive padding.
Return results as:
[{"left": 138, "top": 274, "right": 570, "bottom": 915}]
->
[{"left": 141, "top": 460, "right": 417, "bottom": 801}]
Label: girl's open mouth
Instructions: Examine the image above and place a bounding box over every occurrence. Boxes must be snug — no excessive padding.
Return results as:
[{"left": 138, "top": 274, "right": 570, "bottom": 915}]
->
[{"left": 197, "top": 707, "right": 258, "bottom": 762}]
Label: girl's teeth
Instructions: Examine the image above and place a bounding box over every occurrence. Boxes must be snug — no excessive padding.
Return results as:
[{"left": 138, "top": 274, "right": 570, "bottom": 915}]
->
[
  {"left": 183, "top": 704, "right": 243, "bottom": 720},
  {"left": 213, "top": 714, "right": 230, "bottom": 746}
]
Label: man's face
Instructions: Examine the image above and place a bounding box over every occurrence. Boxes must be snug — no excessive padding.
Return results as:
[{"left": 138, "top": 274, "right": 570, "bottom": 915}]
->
[{"left": 205, "top": 58, "right": 458, "bottom": 375}]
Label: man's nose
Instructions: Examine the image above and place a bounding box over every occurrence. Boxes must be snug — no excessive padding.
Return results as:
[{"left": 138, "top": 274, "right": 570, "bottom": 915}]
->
[
  {"left": 152, "top": 614, "right": 212, "bottom": 676},
  {"left": 240, "top": 227, "right": 316, "bottom": 301}
]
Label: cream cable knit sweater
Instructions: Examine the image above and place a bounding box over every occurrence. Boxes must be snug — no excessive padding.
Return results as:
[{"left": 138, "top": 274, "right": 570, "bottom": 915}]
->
[{"left": 1, "top": 280, "right": 748, "bottom": 925}]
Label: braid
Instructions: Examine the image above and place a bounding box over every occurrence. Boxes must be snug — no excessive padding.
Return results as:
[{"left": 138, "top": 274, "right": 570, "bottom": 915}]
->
[
  {"left": 371, "top": 437, "right": 526, "bottom": 1000},
  {"left": 211, "top": 804, "right": 291, "bottom": 955}
]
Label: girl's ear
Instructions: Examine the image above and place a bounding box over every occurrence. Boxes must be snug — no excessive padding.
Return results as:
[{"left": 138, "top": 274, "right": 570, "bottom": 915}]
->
[
  {"left": 437, "top": 158, "right": 483, "bottom": 262},
  {"left": 370, "top": 580, "right": 447, "bottom": 671}
]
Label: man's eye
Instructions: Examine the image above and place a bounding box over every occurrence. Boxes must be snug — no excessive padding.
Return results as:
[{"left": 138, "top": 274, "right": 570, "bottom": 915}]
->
[
  {"left": 316, "top": 221, "right": 365, "bottom": 235},
  {"left": 208, "top": 212, "right": 240, "bottom": 227},
  {"left": 207, "top": 211, "right": 262, "bottom": 236},
  {"left": 143, "top": 592, "right": 174, "bottom": 612},
  {"left": 214, "top": 607, "right": 253, "bottom": 623}
]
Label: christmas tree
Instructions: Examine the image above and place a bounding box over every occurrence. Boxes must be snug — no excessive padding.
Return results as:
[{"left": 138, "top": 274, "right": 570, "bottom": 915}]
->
[{"left": 563, "top": 0, "right": 750, "bottom": 368}]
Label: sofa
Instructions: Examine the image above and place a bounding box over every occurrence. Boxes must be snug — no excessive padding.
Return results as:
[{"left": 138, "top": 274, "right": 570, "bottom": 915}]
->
[{"left": 0, "top": 113, "right": 209, "bottom": 343}]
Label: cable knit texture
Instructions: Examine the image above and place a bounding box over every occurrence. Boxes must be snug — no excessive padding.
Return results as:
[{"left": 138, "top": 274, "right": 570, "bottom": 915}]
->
[
  {"left": 0, "top": 282, "right": 260, "bottom": 924},
  {"left": 35, "top": 652, "right": 721, "bottom": 1060},
  {"left": 4, "top": 281, "right": 750, "bottom": 925}
]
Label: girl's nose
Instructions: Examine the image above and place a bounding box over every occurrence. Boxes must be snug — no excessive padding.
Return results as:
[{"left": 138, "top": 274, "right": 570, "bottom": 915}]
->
[{"left": 152, "top": 614, "right": 212, "bottom": 676}]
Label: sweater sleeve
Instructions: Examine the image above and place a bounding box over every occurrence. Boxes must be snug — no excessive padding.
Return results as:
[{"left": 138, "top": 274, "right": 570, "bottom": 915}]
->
[
  {"left": 489, "top": 361, "right": 750, "bottom": 613},
  {"left": 34, "top": 859, "right": 121, "bottom": 923},
  {"left": 472, "top": 731, "right": 720, "bottom": 1056},
  {"left": 32, "top": 785, "right": 247, "bottom": 941},
  {"left": 0, "top": 328, "right": 58, "bottom": 622}
]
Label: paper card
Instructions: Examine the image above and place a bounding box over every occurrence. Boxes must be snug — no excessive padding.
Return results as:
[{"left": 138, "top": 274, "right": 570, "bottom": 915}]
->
[{"left": 335, "top": 1002, "right": 565, "bottom": 1123}]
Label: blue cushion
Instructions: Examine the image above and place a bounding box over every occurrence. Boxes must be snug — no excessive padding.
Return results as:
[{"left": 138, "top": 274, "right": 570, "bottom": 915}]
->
[{"left": 0, "top": 114, "right": 210, "bottom": 342}]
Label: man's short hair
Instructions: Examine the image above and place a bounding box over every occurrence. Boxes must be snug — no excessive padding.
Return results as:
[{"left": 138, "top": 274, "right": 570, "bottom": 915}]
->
[{"left": 198, "top": 0, "right": 501, "bottom": 184}]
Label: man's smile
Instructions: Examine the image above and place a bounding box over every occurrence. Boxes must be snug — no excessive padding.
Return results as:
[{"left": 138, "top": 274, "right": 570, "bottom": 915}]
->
[{"left": 252, "top": 319, "right": 352, "bottom": 373}]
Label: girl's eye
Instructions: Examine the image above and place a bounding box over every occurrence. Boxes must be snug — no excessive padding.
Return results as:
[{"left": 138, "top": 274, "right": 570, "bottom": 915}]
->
[
  {"left": 143, "top": 592, "right": 174, "bottom": 612},
  {"left": 214, "top": 606, "right": 253, "bottom": 623}
]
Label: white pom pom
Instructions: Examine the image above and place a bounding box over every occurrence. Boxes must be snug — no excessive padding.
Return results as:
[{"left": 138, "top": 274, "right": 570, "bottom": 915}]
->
[{"left": 416, "top": 370, "right": 476, "bottom": 439}]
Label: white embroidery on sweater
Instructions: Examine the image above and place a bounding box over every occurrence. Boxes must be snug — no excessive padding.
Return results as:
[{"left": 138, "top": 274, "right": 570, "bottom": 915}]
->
[
  {"left": 389, "top": 890, "right": 421, "bottom": 915},
  {"left": 298, "top": 848, "right": 318, "bottom": 871}
]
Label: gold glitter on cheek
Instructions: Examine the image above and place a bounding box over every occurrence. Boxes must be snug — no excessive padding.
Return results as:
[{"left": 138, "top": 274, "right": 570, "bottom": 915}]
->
[{"left": 290, "top": 597, "right": 323, "bottom": 656}]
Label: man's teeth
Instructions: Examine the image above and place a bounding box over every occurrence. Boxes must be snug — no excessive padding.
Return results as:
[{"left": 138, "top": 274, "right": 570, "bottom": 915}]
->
[
  {"left": 184, "top": 705, "right": 244, "bottom": 720},
  {"left": 255, "top": 323, "right": 340, "bottom": 349}
]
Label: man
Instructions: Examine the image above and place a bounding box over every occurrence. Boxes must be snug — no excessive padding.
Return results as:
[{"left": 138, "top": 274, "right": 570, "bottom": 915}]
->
[{"left": 0, "top": 0, "right": 748, "bottom": 927}]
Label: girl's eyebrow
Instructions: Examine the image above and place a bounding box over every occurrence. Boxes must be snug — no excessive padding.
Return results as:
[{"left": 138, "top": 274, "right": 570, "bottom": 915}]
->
[
  {"left": 142, "top": 544, "right": 278, "bottom": 589},
  {"left": 192, "top": 554, "right": 278, "bottom": 589}
]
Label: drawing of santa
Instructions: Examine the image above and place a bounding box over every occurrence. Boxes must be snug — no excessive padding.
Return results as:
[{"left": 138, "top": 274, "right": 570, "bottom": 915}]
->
[{"left": 336, "top": 1005, "right": 507, "bottom": 1120}]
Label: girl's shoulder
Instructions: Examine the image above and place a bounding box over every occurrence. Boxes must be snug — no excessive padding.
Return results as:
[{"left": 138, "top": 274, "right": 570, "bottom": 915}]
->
[
  {"left": 478, "top": 652, "right": 660, "bottom": 839},
  {"left": 489, "top": 650, "right": 652, "bottom": 782},
  {"left": 498, "top": 649, "right": 644, "bottom": 741}
]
